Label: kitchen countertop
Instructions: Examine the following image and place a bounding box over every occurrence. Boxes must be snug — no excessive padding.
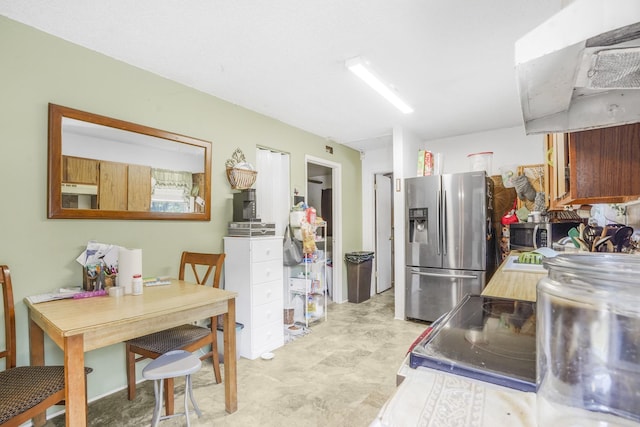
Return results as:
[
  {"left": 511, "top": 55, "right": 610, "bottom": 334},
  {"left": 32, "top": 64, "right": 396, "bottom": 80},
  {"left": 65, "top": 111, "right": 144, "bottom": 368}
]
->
[{"left": 481, "top": 254, "right": 547, "bottom": 302}]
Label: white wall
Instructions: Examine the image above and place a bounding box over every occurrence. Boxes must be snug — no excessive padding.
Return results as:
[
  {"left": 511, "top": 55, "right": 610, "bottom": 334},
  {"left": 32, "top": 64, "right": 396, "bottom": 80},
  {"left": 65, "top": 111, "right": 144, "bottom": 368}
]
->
[{"left": 418, "top": 126, "right": 545, "bottom": 176}]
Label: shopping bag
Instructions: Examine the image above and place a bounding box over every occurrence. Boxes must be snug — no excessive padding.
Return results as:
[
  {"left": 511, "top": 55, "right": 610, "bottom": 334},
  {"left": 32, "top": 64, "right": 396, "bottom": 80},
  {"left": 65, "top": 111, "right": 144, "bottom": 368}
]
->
[{"left": 283, "top": 225, "right": 303, "bottom": 266}]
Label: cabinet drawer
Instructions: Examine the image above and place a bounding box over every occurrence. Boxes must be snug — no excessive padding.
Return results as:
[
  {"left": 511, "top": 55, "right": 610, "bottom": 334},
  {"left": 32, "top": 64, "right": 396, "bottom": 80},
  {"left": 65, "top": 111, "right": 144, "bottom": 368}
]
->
[
  {"left": 253, "top": 299, "right": 283, "bottom": 326},
  {"left": 251, "top": 238, "right": 282, "bottom": 263},
  {"left": 251, "top": 321, "right": 284, "bottom": 356},
  {"left": 253, "top": 279, "right": 283, "bottom": 306},
  {"left": 252, "top": 259, "right": 283, "bottom": 285}
]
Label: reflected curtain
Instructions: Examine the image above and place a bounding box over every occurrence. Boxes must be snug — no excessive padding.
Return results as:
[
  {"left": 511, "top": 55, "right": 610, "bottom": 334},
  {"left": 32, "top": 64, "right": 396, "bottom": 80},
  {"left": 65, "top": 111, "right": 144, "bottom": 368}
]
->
[
  {"left": 256, "top": 149, "right": 290, "bottom": 235},
  {"left": 152, "top": 169, "right": 193, "bottom": 194}
]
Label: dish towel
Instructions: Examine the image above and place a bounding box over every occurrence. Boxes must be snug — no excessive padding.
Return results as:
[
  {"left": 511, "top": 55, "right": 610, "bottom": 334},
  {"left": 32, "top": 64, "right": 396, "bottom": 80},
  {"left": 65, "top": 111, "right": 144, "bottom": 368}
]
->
[{"left": 371, "top": 367, "right": 536, "bottom": 427}]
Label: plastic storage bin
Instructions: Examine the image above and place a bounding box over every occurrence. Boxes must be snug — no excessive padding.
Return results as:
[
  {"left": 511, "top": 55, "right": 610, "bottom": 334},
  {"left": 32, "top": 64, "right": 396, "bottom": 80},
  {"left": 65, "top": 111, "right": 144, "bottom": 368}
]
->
[
  {"left": 216, "top": 322, "right": 244, "bottom": 363},
  {"left": 467, "top": 151, "right": 493, "bottom": 174},
  {"left": 345, "top": 252, "right": 374, "bottom": 303}
]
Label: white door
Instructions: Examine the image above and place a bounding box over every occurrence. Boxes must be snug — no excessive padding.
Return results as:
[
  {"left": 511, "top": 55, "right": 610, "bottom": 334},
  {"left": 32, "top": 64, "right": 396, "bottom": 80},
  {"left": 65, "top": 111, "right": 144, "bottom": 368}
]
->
[{"left": 375, "top": 173, "right": 393, "bottom": 293}]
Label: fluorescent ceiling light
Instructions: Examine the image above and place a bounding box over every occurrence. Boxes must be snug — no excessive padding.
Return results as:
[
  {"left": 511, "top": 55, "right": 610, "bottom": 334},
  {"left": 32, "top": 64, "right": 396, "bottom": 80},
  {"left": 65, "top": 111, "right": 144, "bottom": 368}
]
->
[{"left": 346, "top": 56, "right": 414, "bottom": 114}]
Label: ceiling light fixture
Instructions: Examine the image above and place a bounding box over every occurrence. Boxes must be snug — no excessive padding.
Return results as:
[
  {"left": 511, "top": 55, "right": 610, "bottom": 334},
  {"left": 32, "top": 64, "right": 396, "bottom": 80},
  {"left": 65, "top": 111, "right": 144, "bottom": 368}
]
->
[{"left": 346, "top": 56, "right": 414, "bottom": 114}]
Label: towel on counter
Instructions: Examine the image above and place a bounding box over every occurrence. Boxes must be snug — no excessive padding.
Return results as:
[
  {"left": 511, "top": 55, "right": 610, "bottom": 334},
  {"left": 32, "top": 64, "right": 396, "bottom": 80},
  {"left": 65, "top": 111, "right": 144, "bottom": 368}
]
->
[{"left": 370, "top": 367, "right": 536, "bottom": 427}]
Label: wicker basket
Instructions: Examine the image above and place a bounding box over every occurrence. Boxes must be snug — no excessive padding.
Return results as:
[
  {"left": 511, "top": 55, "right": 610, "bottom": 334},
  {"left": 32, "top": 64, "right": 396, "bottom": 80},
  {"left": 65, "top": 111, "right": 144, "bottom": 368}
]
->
[{"left": 226, "top": 167, "right": 257, "bottom": 190}]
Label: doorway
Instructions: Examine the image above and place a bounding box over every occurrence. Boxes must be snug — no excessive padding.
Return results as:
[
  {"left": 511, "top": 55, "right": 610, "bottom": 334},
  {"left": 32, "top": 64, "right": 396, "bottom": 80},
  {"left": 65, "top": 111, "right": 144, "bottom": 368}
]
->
[
  {"left": 374, "top": 173, "right": 394, "bottom": 293},
  {"left": 306, "top": 155, "right": 342, "bottom": 303}
]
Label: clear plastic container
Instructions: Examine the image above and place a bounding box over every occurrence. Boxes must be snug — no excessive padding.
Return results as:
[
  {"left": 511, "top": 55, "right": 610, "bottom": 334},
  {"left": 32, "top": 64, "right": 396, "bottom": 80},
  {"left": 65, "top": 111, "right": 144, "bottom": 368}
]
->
[
  {"left": 467, "top": 151, "right": 493, "bottom": 174},
  {"left": 538, "top": 254, "right": 640, "bottom": 426}
]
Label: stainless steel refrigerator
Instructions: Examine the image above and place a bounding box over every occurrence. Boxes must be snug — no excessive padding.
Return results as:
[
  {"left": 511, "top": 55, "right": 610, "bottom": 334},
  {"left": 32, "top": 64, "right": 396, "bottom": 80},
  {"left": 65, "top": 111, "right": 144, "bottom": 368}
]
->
[{"left": 405, "top": 171, "right": 495, "bottom": 322}]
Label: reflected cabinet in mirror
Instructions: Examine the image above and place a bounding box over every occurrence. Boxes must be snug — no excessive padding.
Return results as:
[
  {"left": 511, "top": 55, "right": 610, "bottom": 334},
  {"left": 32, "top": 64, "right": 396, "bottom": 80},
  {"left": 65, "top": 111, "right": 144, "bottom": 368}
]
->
[{"left": 48, "top": 104, "right": 212, "bottom": 220}]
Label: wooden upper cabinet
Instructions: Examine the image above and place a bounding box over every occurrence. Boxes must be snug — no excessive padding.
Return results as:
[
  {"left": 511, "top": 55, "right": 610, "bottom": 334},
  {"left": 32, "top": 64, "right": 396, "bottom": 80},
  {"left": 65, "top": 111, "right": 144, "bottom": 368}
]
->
[
  {"left": 99, "top": 161, "right": 128, "bottom": 211},
  {"left": 545, "top": 122, "right": 640, "bottom": 207},
  {"left": 62, "top": 156, "right": 99, "bottom": 185},
  {"left": 127, "top": 165, "right": 151, "bottom": 211}
]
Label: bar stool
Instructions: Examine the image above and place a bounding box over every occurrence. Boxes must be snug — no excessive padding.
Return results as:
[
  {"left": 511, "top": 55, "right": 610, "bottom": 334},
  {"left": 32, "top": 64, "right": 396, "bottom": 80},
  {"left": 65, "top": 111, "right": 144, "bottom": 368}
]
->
[{"left": 142, "top": 350, "right": 203, "bottom": 427}]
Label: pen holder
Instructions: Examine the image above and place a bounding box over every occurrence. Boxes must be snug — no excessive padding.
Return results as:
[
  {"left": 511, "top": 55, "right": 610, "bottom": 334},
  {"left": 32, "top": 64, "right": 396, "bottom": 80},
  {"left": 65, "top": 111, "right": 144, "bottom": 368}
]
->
[
  {"left": 104, "top": 273, "right": 117, "bottom": 289},
  {"left": 83, "top": 264, "right": 105, "bottom": 291}
]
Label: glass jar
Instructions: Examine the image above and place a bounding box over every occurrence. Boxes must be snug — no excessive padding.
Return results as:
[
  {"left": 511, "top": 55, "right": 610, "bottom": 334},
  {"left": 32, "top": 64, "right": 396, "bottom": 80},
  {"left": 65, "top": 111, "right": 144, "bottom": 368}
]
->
[{"left": 538, "top": 254, "right": 640, "bottom": 426}]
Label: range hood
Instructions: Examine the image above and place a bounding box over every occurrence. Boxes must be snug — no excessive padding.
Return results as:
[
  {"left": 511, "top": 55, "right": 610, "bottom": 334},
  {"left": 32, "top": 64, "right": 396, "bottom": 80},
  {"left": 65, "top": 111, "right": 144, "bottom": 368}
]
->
[{"left": 516, "top": 0, "right": 640, "bottom": 134}]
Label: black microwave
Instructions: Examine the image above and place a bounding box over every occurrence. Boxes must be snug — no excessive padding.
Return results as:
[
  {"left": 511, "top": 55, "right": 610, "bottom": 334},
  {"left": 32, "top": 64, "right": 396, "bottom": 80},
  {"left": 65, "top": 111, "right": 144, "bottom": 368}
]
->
[{"left": 508, "top": 222, "right": 582, "bottom": 251}]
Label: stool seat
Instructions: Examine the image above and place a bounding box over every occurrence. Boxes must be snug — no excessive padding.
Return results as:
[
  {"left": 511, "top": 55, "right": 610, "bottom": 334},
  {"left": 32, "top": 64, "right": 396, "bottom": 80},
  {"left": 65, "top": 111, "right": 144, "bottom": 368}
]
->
[
  {"left": 143, "top": 350, "right": 202, "bottom": 380},
  {"left": 142, "top": 350, "right": 203, "bottom": 427}
]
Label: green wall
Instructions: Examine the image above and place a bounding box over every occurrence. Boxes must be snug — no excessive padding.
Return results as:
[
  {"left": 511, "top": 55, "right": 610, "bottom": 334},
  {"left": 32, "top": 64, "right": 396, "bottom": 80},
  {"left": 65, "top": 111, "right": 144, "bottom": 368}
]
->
[{"left": 0, "top": 16, "right": 362, "bottom": 400}]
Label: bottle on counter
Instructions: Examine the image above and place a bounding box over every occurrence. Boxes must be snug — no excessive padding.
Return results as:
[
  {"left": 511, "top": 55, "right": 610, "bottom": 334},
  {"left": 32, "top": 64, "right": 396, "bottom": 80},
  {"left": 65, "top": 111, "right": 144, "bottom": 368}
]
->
[{"left": 132, "top": 274, "right": 143, "bottom": 295}]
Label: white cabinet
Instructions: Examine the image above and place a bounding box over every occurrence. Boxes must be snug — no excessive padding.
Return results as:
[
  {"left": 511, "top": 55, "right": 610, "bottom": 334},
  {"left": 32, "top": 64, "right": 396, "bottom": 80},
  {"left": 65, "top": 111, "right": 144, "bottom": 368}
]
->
[
  {"left": 223, "top": 236, "right": 284, "bottom": 359},
  {"left": 287, "top": 222, "right": 328, "bottom": 327}
]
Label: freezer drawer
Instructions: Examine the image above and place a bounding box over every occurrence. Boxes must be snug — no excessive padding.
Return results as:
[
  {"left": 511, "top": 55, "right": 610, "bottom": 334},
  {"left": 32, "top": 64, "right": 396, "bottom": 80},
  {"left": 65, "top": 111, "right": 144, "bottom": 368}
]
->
[{"left": 405, "top": 266, "right": 485, "bottom": 322}]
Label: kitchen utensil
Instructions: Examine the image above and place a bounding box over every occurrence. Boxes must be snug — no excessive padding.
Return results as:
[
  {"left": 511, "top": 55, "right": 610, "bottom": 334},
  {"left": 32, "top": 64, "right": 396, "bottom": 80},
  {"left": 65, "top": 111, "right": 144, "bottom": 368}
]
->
[
  {"left": 582, "top": 225, "right": 602, "bottom": 251},
  {"left": 613, "top": 226, "right": 634, "bottom": 252},
  {"left": 568, "top": 228, "right": 580, "bottom": 248},
  {"left": 578, "top": 223, "right": 586, "bottom": 238},
  {"left": 593, "top": 235, "right": 612, "bottom": 252},
  {"left": 574, "top": 237, "right": 590, "bottom": 252}
]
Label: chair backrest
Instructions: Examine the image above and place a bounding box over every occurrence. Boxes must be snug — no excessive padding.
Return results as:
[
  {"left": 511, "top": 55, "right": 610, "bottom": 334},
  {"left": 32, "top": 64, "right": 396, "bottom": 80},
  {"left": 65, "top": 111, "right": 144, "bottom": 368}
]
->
[
  {"left": 0, "top": 265, "right": 17, "bottom": 369},
  {"left": 178, "top": 252, "right": 225, "bottom": 288}
]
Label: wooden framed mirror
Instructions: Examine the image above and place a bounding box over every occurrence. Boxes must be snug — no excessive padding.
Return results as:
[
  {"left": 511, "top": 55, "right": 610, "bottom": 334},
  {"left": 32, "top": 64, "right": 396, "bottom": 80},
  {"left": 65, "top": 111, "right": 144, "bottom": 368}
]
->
[{"left": 48, "top": 104, "right": 212, "bottom": 220}]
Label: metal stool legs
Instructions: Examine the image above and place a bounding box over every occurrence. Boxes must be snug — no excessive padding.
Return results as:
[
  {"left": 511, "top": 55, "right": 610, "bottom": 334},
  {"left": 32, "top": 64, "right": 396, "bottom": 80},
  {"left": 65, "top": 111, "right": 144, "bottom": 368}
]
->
[
  {"left": 150, "top": 374, "right": 202, "bottom": 427},
  {"left": 143, "top": 350, "right": 203, "bottom": 427}
]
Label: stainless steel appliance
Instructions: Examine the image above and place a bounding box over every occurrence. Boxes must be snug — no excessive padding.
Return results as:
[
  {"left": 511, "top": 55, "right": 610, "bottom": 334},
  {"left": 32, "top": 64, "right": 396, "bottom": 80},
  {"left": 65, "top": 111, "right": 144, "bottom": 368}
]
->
[
  {"left": 410, "top": 294, "right": 536, "bottom": 392},
  {"left": 508, "top": 221, "right": 581, "bottom": 252},
  {"left": 405, "top": 172, "right": 495, "bottom": 322}
]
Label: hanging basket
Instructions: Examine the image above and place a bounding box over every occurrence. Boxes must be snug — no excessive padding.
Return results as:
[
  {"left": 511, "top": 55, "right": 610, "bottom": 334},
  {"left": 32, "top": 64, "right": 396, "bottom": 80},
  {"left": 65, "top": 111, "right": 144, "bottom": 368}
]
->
[{"left": 226, "top": 167, "right": 257, "bottom": 190}]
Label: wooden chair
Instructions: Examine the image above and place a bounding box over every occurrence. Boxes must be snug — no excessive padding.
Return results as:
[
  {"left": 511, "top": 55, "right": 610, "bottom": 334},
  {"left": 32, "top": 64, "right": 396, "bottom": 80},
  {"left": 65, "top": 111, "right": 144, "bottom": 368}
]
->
[
  {"left": 125, "top": 252, "right": 225, "bottom": 415},
  {"left": 0, "top": 265, "right": 92, "bottom": 427}
]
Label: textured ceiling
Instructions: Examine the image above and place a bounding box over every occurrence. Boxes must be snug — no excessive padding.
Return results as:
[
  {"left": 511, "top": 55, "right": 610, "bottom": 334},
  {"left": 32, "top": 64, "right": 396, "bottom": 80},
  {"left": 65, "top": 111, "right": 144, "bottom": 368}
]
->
[{"left": 0, "top": 0, "right": 565, "bottom": 151}]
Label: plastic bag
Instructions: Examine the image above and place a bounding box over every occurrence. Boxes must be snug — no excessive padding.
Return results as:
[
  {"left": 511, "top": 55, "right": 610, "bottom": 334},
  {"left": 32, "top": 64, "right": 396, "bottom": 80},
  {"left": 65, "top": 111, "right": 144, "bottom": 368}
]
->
[{"left": 283, "top": 225, "right": 303, "bottom": 266}]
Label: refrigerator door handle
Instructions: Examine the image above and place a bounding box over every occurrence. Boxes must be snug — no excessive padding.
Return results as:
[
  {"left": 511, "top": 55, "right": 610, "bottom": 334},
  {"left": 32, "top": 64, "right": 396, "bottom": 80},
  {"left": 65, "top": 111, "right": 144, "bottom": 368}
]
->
[
  {"left": 442, "top": 190, "right": 447, "bottom": 255},
  {"left": 436, "top": 189, "right": 442, "bottom": 256},
  {"left": 410, "top": 270, "right": 478, "bottom": 280}
]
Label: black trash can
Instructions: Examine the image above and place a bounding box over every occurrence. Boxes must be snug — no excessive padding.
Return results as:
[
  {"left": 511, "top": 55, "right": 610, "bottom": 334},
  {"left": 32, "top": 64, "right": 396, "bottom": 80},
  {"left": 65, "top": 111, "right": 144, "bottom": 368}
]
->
[{"left": 345, "top": 251, "right": 374, "bottom": 303}]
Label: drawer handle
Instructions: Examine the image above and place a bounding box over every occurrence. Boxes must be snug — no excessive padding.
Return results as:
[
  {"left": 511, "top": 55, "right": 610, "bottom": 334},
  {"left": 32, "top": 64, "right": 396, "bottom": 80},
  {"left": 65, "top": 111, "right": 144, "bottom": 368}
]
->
[
  {"left": 265, "top": 269, "right": 271, "bottom": 276},
  {"left": 265, "top": 248, "right": 271, "bottom": 256}
]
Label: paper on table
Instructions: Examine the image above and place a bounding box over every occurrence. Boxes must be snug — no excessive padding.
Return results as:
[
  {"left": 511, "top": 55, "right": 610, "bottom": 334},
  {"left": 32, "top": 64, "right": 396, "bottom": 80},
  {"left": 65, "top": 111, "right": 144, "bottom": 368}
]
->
[{"left": 76, "top": 241, "right": 119, "bottom": 267}]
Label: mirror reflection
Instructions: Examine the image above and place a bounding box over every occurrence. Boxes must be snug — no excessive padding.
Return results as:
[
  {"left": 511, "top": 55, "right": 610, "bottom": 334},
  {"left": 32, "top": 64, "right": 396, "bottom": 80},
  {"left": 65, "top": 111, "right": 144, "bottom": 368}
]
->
[{"left": 48, "top": 104, "right": 212, "bottom": 220}]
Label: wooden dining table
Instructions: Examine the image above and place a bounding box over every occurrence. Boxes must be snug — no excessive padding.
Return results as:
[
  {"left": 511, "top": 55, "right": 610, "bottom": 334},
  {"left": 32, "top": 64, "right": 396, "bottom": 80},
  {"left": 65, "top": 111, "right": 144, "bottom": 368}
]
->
[{"left": 25, "top": 279, "right": 238, "bottom": 427}]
